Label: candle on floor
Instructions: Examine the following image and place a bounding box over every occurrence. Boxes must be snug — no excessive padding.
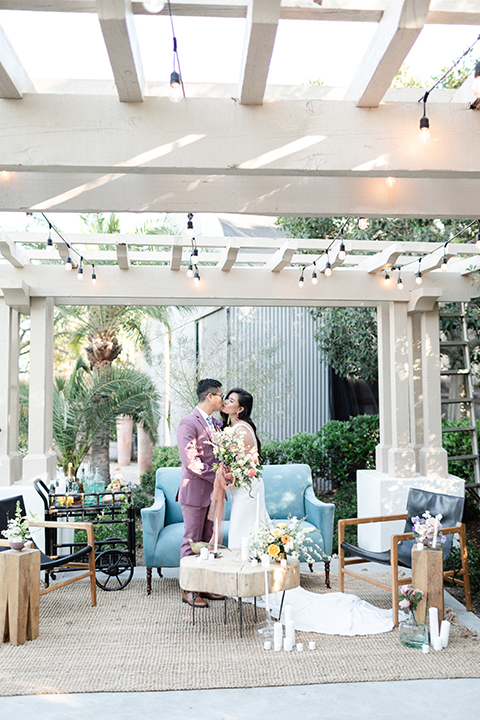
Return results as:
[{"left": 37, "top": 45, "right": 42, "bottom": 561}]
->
[
  {"left": 263, "top": 641, "right": 271, "bottom": 650},
  {"left": 296, "top": 643, "right": 304, "bottom": 652},
  {"left": 422, "top": 644, "right": 430, "bottom": 654},
  {"left": 214, "top": 518, "right": 219, "bottom": 554},
  {"left": 440, "top": 620, "right": 451, "bottom": 648},
  {"left": 283, "top": 637, "right": 293, "bottom": 652},
  {"left": 433, "top": 637, "right": 443, "bottom": 652},
  {"left": 286, "top": 620, "right": 295, "bottom": 644},
  {"left": 274, "top": 621, "right": 283, "bottom": 651},
  {"left": 284, "top": 604, "right": 293, "bottom": 623},
  {"left": 429, "top": 607, "right": 439, "bottom": 642},
  {"left": 261, "top": 554, "right": 270, "bottom": 568},
  {"left": 308, "top": 641, "right": 316, "bottom": 650},
  {"left": 241, "top": 537, "right": 249, "bottom": 562}
]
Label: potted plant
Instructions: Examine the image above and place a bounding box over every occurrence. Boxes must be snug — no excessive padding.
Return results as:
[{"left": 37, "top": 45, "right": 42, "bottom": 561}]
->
[{"left": 1, "top": 501, "right": 32, "bottom": 551}]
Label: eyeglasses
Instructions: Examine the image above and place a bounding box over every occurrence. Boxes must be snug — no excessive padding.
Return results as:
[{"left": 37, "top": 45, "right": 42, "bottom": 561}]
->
[{"left": 211, "top": 392, "right": 224, "bottom": 399}]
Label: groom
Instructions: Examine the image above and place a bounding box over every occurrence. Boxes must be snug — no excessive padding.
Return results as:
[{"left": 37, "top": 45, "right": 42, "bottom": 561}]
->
[{"left": 177, "top": 378, "right": 225, "bottom": 608}]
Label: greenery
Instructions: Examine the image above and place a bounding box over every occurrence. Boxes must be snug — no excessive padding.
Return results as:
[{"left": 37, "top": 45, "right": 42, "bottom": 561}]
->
[{"left": 53, "top": 359, "right": 161, "bottom": 476}]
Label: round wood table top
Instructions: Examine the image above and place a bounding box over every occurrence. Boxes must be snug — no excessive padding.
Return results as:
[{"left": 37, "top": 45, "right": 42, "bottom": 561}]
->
[{"left": 180, "top": 548, "right": 300, "bottom": 598}]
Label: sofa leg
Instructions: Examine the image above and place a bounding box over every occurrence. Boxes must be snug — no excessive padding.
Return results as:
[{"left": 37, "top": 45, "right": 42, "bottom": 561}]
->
[
  {"left": 146, "top": 567, "right": 152, "bottom": 595},
  {"left": 308, "top": 563, "right": 314, "bottom": 573},
  {"left": 157, "top": 567, "right": 163, "bottom": 578},
  {"left": 324, "top": 560, "right": 331, "bottom": 589}
]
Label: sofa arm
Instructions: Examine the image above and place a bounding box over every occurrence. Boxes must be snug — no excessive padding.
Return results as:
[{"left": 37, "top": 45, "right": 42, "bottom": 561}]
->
[
  {"left": 304, "top": 485, "right": 335, "bottom": 556},
  {"left": 141, "top": 492, "right": 166, "bottom": 567}
]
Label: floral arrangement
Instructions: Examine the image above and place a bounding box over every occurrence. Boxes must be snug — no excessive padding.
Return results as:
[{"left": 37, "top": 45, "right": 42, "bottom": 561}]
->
[
  {"left": 398, "top": 585, "right": 424, "bottom": 614},
  {"left": 102, "top": 468, "right": 128, "bottom": 503},
  {"left": 249, "top": 516, "right": 329, "bottom": 564},
  {"left": 1, "top": 501, "right": 32, "bottom": 543},
  {"left": 207, "top": 426, "right": 262, "bottom": 497},
  {"left": 411, "top": 510, "right": 446, "bottom": 546}
]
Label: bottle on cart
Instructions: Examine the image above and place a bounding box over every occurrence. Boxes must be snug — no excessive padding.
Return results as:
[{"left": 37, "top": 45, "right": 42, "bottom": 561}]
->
[
  {"left": 56, "top": 468, "right": 67, "bottom": 494},
  {"left": 94, "top": 467, "right": 104, "bottom": 494},
  {"left": 78, "top": 466, "right": 86, "bottom": 494},
  {"left": 84, "top": 462, "right": 95, "bottom": 505},
  {"left": 67, "top": 462, "right": 78, "bottom": 493}
]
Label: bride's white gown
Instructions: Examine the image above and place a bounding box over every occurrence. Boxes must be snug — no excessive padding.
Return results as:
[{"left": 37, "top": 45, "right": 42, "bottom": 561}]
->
[{"left": 227, "top": 422, "right": 395, "bottom": 637}]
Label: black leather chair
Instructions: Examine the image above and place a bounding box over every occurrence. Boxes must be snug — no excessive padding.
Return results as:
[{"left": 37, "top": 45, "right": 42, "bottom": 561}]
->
[
  {"left": 0, "top": 494, "right": 97, "bottom": 606},
  {"left": 338, "top": 488, "right": 471, "bottom": 625}
]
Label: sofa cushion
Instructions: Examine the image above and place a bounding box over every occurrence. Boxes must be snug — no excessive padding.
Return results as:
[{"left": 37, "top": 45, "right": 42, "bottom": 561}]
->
[{"left": 263, "top": 464, "right": 311, "bottom": 519}]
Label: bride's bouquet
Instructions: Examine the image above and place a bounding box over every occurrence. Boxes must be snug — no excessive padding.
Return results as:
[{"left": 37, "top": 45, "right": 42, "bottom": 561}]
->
[
  {"left": 249, "top": 516, "right": 330, "bottom": 564},
  {"left": 207, "top": 426, "right": 262, "bottom": 497}
]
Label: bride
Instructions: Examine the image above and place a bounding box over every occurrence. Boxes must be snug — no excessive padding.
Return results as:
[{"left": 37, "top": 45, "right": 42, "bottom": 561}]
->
[{"left": 217, "top": 387, "right": 397, "bottom": 636}]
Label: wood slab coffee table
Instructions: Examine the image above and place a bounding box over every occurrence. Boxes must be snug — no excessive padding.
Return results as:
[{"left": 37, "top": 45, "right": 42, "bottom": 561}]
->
[{"left": 180, "top": 549, "right": 300, "bottom": 635}]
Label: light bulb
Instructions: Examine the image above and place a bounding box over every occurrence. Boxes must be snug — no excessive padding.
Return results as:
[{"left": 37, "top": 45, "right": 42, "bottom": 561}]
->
[
  {"left": 386, "top": 177, "right": 395, "bottom": 189},
  {"left": 473, "top": 62, "right": 480, "bottom": 99},
  {"left": 338, "top": 242, "right": 346, "bottom": 260},
  {"left": 186, "top": 262, "right": 194, "bottom": 278},
  {"left": 441, "top": 255, "right": 448, "bottom": 271},
  {"left": 142, "top": 0, "right": 165, "bottom": 12},
  {"left": 47, "top": 237, "right": 53, "bottom": 252},
  {"left": 298, "top": 274, "right": 305, "bottom": 288},
  {"left": 419, "top": 116, "right": 430, "bottom": 143},
  {"left": 193, "top": 269, "right": 200, "bottom": 285},
  {"left": 415, "top": 270, "right": 423, "bottom": 285},
  {"left": 311, "top": 270, "right": 318, "bottom": 285},
  {"left": 170, "top": 72, "right": 183, "bottom": 103},
  {"left": 324, "top": 261, "right": 332, "bottom": 277},
  {"left": 358, "top": 217, "right": 368, "bottom": 230},
  {"left": 91, "top": 267, "right": 97, "bottom": 285},
  {"left": 397, "top": 276, "right": 403, "bottom": 290},
  {"left": 25, "top": 212, "right": 34, "bottom": 227},
  {"left": 384, "top": 273, "right": 391, "bottom": 286},
  {"left": 77, "top": 266, "right": 84, "bottom": 281},
  {"left": 65, "top": 255, "right": 72, "bottom": 271}
]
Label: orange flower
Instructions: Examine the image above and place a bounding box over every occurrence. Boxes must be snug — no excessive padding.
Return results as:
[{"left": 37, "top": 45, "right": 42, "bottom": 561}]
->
[
  {"left": 281, "top": 535, "right": 291, "bottom": 544},
  {"left": 268, "top": 544, "right": 280, "bottom": 557},
  {"left": 248, "top": 468, "right": 256, "bottom": 478}
]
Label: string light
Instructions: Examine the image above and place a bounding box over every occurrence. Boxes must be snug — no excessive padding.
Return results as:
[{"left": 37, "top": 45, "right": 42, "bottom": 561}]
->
[
  {"left": 25, "top": 212, "right": 34, "bottom": 227},
  {"left": 65, "top": 254, "right": 73, "bottom": 271},
  {"left": 186, "top": 213, "right": 194, "bottom": 239},
  {"left": 311, "top": 262, "right": 318, "bottom": 285},
  {"left": 384, "top": 270, "right": 391, "bottom": 286},
  {"left": 193, "top": 266, "right": 200, "bottom": 285},
  {"left": 415, "top": 261, "right": 423, "bottom": 285},
  {"left": 419, "top": 93, "right": 431, "bottom": 143},
  {"left": 186, "top": 261, "right": 194, "bottom": 278},
  {"left": 91, "top": 265, "right": 97, "bottom": 285},
  {"left": 47, "top": 224, "right": 54, "bottom": 252},
  {"left": 397, "top": 272, "right": 403, "bottom": 290},
  {"left": 324, "top": 254, "right": 332, "bottom": 277},
  {"left": 298, "top": 267, "right": 305, "bottom": 288},
  {"left": 358, "top": 217, "right": 368, "bottom": 230},
  {"left": 77, "top": 257, "right": 84, "bottom": 281},
  {"left": 441, "top": 253, "right": 448, "bottom": 271},
  {"left": 168, "top": 2, "right": 185, "bottom": 103}
]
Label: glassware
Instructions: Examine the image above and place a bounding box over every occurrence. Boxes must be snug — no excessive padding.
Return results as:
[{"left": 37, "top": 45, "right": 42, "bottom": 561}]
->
[{"left": 399, "top": 609, "right": 429, "bottom": 648}]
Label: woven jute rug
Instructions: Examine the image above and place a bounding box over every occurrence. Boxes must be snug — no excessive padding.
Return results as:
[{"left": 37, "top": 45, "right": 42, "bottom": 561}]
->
[{"left": 0, "top": 573, "right": 478, "bottom": 696}]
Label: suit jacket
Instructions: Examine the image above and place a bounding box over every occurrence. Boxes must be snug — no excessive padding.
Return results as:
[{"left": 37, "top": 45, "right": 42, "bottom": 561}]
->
[{"left": 176, "top": 408, "right": 216, "bottom": 508}]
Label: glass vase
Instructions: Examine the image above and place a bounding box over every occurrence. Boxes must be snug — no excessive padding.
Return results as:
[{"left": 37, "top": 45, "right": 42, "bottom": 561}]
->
[{"left": 399, "top": 609, "right": 429, "bottom": 648}]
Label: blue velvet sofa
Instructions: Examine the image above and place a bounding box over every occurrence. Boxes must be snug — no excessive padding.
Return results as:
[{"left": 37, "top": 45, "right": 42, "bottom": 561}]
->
[{"left": 141, "top": 463, "right": 335, "bottom": 594}]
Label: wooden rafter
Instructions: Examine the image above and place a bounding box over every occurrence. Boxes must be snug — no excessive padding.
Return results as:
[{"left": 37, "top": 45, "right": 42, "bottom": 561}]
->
[
  {"left": 238, "top": 0, "right": 281, "bottom": 106},
  {"left": 0, "top": 24, "right": 35, "bottom": 99}
]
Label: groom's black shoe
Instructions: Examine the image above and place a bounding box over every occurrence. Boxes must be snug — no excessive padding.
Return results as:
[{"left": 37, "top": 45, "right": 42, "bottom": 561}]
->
[
  {"left": 201, "top": 592, "right": 225, "bottom": 600},
  {"left": 182, "top": 591, "right": 208, "bottom": 608}
]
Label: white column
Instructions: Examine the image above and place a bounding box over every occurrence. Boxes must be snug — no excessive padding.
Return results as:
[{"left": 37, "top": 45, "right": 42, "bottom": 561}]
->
[
  {"left": 387, "top": 301, "right": 416, "bottom": 477},
  {"left": 0, "top": 298, "right": 23, "bottom": 485},
  {"left": 419, "top": 307, "right": 448, "bottom": 477},
  {"left": 375, "top": 302, "right": 392, "bottom": 472},
  {"left": 408, "top": 312, "right": 423, "bottom": 473},
  {"left": 22, "top": 297, "right": 57, "bottom": 484}
]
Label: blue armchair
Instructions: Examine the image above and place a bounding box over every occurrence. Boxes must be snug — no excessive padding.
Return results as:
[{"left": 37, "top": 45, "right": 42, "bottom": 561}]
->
[{"left": 141, "top": 463, "right": 335, "bottom": 594}]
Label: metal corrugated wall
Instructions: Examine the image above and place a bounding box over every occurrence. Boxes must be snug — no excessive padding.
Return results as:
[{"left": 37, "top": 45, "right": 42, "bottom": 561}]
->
[{"left": 229, "top": 307, "right": 330, "bottom": 441}]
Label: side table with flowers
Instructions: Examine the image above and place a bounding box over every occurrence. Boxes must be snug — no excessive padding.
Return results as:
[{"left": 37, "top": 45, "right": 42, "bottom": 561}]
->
[
  {"left": 1, "top": 500, "right": 32, "bottom": 551},
  {"left": 249, "top": 516, "right": 330, "bottom": 565},
  {"left": 398, "top": 585, "right": 429, "bottom": 648}
]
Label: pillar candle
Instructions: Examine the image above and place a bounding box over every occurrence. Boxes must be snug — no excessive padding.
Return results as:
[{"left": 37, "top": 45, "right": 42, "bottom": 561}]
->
[
  {"left": 429, "top": 607, "right": 439, "bottom": 641},
  {"left": 208, "top": 552, "right": 214, "bottom": 562},
  {"left": 241, "top": 537, "right": 249, "bottom": 562},
  {"left": 261, "top": 554, "right": 270, "bottom": 568},
  {"left": 286, "top": 620, "right": 295, "bottom": 644},
  {"left": 274, "top": 621, "right": 283, "bottom": 651},
  {"left": 263, "top": 641, "right": 271, "bottom": 650},
  {"left": 308, "top": 641, "right": 316, "bottom": 650},
  {"left": 280, "top": 558, "right": 287, "bottom": 567},
  {"left": 214, "top": 518, "right": 218, "bottom": 554},
  {"left": 440, "top": 620, "right": 451, "bottom": 648},
  {"left": 283, "top": 637, "right": 293, "bottom": 652},
  {"left": 251, "top": 558, "right": 258, "bottom": 567},
  {"left": 284, "top": 604, "right": 293, "bottom": 624},
  {"left": 433, "top": 637, "right": 443, "bottom": 652},
  {"left": 422, "top": 644, "right": 430, "bottom": 654},
  {"left": 296, "top": 643, "right": 304, "bottom": 652},
  {"left": 200, "top": 547, "right": 208, "bottom": 561}
]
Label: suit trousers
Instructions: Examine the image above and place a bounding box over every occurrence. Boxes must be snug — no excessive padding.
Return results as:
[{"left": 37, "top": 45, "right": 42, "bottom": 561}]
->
[{"left": 180, "top": 504, "right": 214, "bottom": 559}]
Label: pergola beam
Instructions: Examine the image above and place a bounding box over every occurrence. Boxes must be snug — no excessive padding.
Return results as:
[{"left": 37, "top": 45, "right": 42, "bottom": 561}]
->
[
  {"left": 344, "top": 0, "right": 430, "bottom": 108},
  {"left": 116, "top": 241, "right": 130, "bottom": 269},
  {"left": 238, "top": 0, "right": 281, "bottom": 106},
  {"left": 0, "top": 24, "right": 35, "bottom": 99},
  {"left": 217, "top": 240, "right": 240, "bottom": 271},
  {"left": 357, "top": 243, "right": 403, "bottom": 274},
  {"left": 0, "top": 233, "right": 30, "bottom": 267},
  {"left": 265, "top": 239, "right": 296, "bottom": 271},
  {"left": 96, "top": 0, "right": 145, "bottom": 102}
]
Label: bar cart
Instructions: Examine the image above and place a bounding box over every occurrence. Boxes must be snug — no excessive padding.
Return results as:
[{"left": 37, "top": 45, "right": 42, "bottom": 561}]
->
[{"left": 34, "top": 479, "right": 136, "bottom": 591}]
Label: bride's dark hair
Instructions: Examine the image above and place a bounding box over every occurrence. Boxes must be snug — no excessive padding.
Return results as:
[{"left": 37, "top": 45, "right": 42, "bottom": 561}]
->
[{"left": 220, "top": 387, "right": 262, "bottom": 459}]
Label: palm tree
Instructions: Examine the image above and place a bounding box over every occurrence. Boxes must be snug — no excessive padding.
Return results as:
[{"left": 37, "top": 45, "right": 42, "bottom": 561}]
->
[{"left": 53, "top": 359, "right": 161, "bottom": 478}]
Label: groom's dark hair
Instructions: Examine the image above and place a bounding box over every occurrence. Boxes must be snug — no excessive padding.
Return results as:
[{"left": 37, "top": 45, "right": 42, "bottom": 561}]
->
[{"left": 197, "top": 378, "right": 222, "bottom": 402}]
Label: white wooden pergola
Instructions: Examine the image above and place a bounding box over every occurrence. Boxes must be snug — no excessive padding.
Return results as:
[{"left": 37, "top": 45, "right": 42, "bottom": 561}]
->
[{"left": 0, "top": 2, "right": 479, "bottom": 542}]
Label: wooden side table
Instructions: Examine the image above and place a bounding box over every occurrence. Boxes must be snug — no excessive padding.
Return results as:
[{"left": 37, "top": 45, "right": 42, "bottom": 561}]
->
[
  {"left": 411, "top": 544, "right": 444, "bottom": 626},
  {"left": 0, "top": 548, "right": 41, "bottom": 646},
  {"left": 180, "top": 549, "right": 300, "bottom": 636}
]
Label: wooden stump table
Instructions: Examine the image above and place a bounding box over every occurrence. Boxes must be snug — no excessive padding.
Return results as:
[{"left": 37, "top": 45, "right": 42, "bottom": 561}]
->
[
  {"left": 180, "top": 549, "right": 300, "bottom": 636},
  {"left": 411, "top": 544, "right": 444, "bottom": 627},
  {"left": 0, "top": 548, "right": 40, "bottom": 646}
]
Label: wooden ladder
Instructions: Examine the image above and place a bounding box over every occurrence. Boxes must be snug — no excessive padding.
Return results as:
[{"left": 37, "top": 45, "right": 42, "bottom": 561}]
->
[{"left": 440, "top": 301, "right": 480, "bottom": 501}]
